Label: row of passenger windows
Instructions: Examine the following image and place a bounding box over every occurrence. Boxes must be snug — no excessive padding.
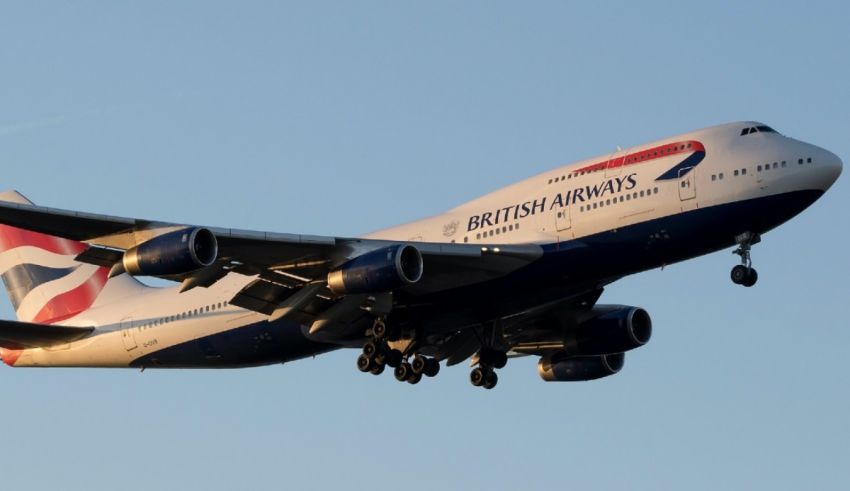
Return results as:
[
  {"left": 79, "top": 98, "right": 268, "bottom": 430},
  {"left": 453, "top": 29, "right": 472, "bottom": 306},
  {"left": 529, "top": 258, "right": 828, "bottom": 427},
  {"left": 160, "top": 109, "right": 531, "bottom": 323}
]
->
[
  {"left": 625, "top": 143, "right": 693, "bottom": 164},
  {"left": 711, "top": 157, "right": 813, "bottom": 182},
  {"left": 549, "top": 169, "right": 602, "bottom": 183},
  {"left": 578, "top": 187, "right": 660, "bottom": 213},
  {"left": 139, "top": 302, "right": 228, "bottom": 330},
  {"left": 547, "top": 142, "right": 696, "bottom": 184},
  {"left": 475, "top": 222, "right": 521, "bottom": 240}
]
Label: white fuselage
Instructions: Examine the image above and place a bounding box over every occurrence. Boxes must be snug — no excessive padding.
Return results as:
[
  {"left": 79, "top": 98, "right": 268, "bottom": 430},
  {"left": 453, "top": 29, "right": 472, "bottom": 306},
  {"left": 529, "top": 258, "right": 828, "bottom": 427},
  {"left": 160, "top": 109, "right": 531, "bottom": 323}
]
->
[{"left": 4, "top": 121, "right": 841, "bottom": 368}]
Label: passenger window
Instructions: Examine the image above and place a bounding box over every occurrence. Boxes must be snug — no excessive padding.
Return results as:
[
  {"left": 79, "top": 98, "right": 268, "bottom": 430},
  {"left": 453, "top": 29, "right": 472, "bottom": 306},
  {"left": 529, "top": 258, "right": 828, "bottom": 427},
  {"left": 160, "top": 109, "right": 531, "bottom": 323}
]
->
[
  {"left": 742, "top": 168, "right": 747, "bottom": 175},
  {"left": 712, "top": 175, "right": 716, "bottom": 181},
  {"left": 773, "top": 162, "right": 778, "bottom": 169},
  {"left": 807, "top": 158, "right": 812, "bottom": 163},
  {"left": 798, "top": 159, "right": 804, "bottom": 165},
  {"left": 719, "top": 173, "right": 724, "bottom": 179},
  {"left": 782, "top": 161, "right": 787, "bottom": 167},
  {"left": 606, "top": 199, "right": 611, "bottom": 205},
  {"left": 463, "top": 237, "right": 468, "bottom": 243},
  {"left": 640, "top": 190, "right": 645, "bottom": 197},
  {"left": 734, "top": 170, "right": 739, "bottom": 176},
  {"left": 757, "top": 165, "right": 762, "bottom": 171}
]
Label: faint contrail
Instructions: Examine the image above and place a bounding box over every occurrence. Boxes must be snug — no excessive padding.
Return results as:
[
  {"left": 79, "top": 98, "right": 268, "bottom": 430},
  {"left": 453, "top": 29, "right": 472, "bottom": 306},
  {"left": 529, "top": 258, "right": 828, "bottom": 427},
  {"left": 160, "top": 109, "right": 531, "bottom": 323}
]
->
[{"left": 0, "top": 114, "right": 71, "bottom": 137}]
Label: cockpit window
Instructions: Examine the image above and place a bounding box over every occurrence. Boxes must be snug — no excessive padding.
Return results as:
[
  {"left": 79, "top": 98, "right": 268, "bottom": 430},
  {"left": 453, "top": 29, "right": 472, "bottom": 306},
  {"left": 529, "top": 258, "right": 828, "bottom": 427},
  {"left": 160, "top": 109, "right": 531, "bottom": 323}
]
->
[{"left": 741, "top": 125, "right": 779, "bottom": 136}]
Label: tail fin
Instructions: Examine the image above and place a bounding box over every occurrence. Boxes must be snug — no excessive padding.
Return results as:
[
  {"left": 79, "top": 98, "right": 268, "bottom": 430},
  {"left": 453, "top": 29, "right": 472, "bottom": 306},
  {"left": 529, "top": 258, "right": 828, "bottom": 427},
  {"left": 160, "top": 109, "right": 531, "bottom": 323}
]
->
[{"left": 0, "top": 190, "right": 140, "bottom": 324}]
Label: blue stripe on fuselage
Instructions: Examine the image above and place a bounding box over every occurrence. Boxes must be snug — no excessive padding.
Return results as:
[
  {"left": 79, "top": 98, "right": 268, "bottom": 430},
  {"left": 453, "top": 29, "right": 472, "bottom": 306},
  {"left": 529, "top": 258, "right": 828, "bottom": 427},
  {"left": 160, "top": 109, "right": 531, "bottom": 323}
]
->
[{"left": 655, "top": 151, "right": 706, "bottom": 181}]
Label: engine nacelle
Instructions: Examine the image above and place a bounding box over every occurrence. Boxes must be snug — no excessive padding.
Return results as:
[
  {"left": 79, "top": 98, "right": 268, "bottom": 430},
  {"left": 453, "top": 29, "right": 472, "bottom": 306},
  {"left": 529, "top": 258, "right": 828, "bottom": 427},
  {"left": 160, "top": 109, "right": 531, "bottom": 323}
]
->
[
  {"left": 538, "top": 352, "right": 625, "bottom": 382},
  {"left": 566, "top": 306, "right": 652, "bottom": 356},
  {"left": 327, "top": 244, "right": 423, "bottom": 295},
  {"left": 123, "top": 228, "right": 218, "bottom": 276}
]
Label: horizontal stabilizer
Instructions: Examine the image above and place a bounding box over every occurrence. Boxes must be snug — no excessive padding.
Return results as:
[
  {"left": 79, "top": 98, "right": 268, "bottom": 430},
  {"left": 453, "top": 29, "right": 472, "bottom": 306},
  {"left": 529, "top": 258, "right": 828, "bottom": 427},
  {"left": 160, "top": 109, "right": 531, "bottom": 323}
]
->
[{"left": 0, "top": 319, "right": 94, "bottom": 349}]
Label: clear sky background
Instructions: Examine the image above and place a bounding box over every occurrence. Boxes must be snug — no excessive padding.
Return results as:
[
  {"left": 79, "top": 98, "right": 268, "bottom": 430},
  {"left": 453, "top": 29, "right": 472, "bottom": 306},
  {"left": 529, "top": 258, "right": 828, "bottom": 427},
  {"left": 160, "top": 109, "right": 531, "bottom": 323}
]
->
[{"left": 0, "top": 2, "right": 848, "bottom": 489}]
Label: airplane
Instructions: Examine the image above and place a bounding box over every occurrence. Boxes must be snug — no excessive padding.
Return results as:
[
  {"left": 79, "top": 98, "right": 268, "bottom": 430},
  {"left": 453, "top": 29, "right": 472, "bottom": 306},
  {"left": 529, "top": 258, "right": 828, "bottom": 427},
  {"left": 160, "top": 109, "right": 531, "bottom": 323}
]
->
[{"left": 0, "top": 121, "right": 841, "bottom": 389}]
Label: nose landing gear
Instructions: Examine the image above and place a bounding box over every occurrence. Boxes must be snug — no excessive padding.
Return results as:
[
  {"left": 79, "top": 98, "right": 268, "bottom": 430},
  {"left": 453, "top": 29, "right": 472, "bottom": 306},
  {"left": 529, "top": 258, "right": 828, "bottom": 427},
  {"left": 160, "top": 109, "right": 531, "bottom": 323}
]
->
[{"left": 731, "top": 232, "right": 760, "bottom": 287}]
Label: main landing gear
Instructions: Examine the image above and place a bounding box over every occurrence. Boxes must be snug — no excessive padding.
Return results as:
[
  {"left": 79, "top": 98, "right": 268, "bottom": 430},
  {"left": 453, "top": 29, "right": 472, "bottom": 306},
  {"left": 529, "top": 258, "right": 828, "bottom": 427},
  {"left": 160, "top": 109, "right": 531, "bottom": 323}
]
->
[
  {"left": 731, "top": 232, "right": 760, "bottom": 287},
  {"left": 469, "top": 348, "right": 507, "bottom": 390},
  {"left": 356, "top": 317, "right": 441, "bottom": 385}
]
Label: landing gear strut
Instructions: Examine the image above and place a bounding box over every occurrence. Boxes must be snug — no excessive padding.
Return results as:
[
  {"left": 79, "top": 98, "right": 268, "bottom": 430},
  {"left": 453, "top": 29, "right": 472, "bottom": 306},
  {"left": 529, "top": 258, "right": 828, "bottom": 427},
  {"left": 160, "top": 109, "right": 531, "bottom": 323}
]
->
[
  {"left": 731, "top": 232, "right": 760, "bottom": 287},
  {"left": 468, "top": 322, "right": 509, "bottom": 390}
]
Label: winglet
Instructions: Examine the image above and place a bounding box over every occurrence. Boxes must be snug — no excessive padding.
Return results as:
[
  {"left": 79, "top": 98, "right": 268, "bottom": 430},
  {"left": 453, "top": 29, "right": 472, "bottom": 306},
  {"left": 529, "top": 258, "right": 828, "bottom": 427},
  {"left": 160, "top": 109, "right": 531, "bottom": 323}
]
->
[{"left": 0, "top": 190, "right": 34, "bottom": 205}]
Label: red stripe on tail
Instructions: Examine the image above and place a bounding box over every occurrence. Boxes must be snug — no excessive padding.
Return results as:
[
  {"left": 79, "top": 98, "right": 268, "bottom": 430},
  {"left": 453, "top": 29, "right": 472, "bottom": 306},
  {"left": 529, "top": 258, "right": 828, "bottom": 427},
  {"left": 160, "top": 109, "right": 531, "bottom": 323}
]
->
[
  {"left": 31, "top": 267, "right": 110, "bottom": 324},
  {"left": 0, "top": 225, "right": 87, "bottom": 256}
]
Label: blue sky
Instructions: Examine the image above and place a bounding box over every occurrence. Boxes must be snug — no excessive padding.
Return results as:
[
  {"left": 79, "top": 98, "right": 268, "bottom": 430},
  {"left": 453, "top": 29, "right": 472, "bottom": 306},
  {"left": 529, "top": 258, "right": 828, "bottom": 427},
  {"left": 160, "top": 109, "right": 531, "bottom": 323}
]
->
[{"left": 1, "top": 2, "right": 848, "bottom": 489}]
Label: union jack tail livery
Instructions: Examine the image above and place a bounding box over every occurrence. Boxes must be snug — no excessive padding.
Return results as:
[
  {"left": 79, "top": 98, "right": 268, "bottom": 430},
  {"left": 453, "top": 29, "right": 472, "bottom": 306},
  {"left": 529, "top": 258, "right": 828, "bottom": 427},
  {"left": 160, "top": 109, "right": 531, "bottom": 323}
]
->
[{"left": 0, "top": 191, "right": 140, "bottom": 325}]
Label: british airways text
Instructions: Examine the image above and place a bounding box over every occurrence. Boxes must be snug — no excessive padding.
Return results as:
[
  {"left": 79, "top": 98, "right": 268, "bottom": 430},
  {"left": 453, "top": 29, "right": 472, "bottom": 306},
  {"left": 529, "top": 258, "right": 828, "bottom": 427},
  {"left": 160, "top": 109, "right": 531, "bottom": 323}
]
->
[{"left": 467, "top": 173, "right": 638, "bottom": 232}]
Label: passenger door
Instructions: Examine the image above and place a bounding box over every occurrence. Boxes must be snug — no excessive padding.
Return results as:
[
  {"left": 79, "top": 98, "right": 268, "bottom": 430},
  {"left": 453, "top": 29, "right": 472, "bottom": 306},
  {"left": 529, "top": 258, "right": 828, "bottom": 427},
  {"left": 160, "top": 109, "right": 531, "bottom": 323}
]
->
[
  {"left": 678, "top": 167, "right": 696, "bottom": 201},
  {"left": 120, "top": 318, "right": 137, "bottom": 351}
]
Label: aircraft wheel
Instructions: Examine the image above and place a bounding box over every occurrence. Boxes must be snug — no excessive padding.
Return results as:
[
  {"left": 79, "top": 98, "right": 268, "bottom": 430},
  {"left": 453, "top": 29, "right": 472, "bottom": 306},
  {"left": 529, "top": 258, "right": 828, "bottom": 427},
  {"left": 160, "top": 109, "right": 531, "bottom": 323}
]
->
[
  {"left": 357, "top": 354, "right": 373, "bottom": 373},
  {"left": 372, "top": 319, "right": 387, "bottom": 339},
  {"left": 394, "top": 362, "right": 412, "bottom": 382},
  {"left": 424, "top": 358, "right": 440, "bottom": 377},
  {"left": 407, "top": 371, "right": 422, "bottom": 384},
  {"left": 483, "top": 370, "right": 498, "bottom": 390},
  {"left": 362, "top": 341, "right": 379, "bottom": 357},
  {"left": 730, "top": 265, "right": 749, "bottom": 285},
  {"left": 411, "top": 354, "right": 427, "bottom": 374},
  {"left": 470, "top": 367, "right": 487, "bottom": 387},
  {"left": 742, "top": 268, "right": 758, "bottom": 287},
  {"left": 369, "top": 362, "right": 385, "bottom": 375}
]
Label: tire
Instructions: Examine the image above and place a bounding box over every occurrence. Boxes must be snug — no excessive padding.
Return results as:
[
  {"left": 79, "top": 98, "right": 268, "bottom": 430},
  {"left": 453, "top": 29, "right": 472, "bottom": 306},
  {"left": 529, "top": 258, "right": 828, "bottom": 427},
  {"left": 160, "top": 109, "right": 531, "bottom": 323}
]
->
[
  {"left": 394, "top": 362, "right": 412, "bottom": 382},
  {"left": 483, "top": 370, "right": 498, "bottom": 390},
  {"left": 470, "top": 367, "right": 486, "bottom": 387},
  {"left": 743, "top": 268, "right": 758, "bottom": 287},
  {"left": 362, "top": 341, "right": 378, "bottom": 357},
  {"left": 369, "top": 363, "right": 385, "bottom": 375},
  {"left": 730, "top": 265, "right": 749, "bottom": 285},
  {"left": 411, "top": 355, "right": 427, "bottom": 374},
  {"left": 373, "top": 319, "right": 387, "bottom": 339},
  {"left": 424, "top": 358, "right": 440, "bottom": 377},
  {"left": 407, "top": 372, "right": 422, "bottom": 384},
  {"left": 357, "top": 354, "right": 373, "bottom": 372}
]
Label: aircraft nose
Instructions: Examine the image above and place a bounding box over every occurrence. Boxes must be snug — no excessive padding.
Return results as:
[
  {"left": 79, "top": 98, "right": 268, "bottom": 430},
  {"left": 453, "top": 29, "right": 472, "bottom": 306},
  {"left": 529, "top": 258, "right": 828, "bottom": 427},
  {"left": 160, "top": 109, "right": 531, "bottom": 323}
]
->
[{"left": 818, "top": 148, "right": 843, "bottom": 190}]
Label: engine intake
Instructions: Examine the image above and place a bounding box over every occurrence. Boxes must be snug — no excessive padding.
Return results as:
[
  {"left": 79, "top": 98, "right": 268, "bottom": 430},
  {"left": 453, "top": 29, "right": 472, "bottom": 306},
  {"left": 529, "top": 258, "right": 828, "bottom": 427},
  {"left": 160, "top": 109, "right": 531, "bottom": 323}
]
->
[
  {"left": 328, "top": 244, "right": 423, "bottom": 295},
  {"left": 123, "top": 227, "right": 218, "bottom": 276},
  {"left": 566, "top": 306, "right": 652, "bottom": 356},
  {"left": 538, "top": 352, "right": 625, "bottom": 382}
]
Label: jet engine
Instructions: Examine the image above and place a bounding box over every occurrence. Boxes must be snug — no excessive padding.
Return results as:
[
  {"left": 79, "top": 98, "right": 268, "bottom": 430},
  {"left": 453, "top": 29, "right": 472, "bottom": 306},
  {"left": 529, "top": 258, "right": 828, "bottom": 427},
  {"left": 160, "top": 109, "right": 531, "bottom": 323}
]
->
[
  {"left": 565, "top": 306, "right": 652, "bottom": 356},
  {"left": 328, "top": 244, "right": 423, "bottom": 294},
  {"left": 538, "top": 352, "right": 624, "bottom": 382},
  {"left": 122, "top": 227, "right": 218, "bottom": 276}
]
